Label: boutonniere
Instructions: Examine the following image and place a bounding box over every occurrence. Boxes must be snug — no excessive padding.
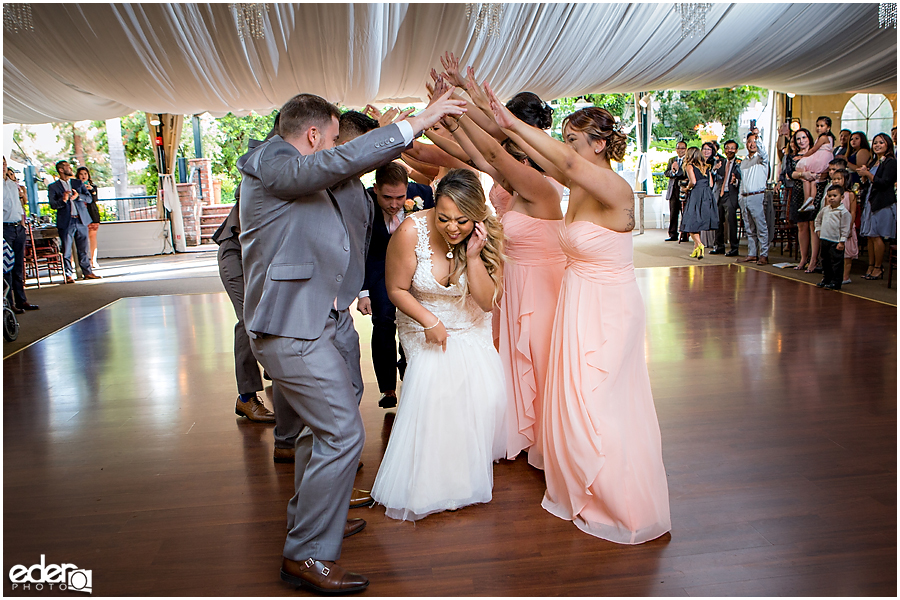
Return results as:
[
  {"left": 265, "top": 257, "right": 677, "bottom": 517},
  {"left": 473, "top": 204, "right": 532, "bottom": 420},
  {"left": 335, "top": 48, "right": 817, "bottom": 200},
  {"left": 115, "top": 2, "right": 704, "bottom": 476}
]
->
[{"left": 404, "top": 196, "right": 424, "bottom": 214}]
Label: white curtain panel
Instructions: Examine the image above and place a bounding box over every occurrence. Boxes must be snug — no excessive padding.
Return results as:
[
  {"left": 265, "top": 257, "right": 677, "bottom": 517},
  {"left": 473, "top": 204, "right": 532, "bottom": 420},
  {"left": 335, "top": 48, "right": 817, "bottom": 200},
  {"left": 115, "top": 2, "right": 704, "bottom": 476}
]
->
[{"left": 3, "top": 3, "right": 896, "bottom": 124}]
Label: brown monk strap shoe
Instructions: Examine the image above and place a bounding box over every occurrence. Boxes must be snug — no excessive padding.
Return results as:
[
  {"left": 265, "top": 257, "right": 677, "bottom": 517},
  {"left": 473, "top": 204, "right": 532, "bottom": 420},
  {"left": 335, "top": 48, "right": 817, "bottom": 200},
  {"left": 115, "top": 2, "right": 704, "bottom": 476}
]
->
[
  {"left": 756, "top": 256, "right": 768, "bottom": 266},
  {"left": 84, "top": 273, "right": 102, "bottom": 280},
  {"left": 281, "top": 557, "right": 369, "bottom": 594},
  {"left": 273, "top": 447, "right": 294, "bottom": 463},
  {"left": 344, "top": 518, "right": 366, "bottom": 538},
  {"left": 741, "top": 256, "right": 758, "bottom": 263},
  {"left": 235, "top": 395, "right": 276, "bottom": 423},
  {"left": 349, "top": 488, "right": 373, "bottom": 509}
]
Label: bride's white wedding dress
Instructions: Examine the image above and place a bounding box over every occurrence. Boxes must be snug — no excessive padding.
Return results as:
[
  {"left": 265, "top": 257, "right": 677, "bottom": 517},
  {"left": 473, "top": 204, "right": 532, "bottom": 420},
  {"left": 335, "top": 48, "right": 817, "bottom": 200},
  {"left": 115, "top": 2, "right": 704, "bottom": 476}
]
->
[{"left": 371, "top": 213, "right": 507, "bottom": 521}]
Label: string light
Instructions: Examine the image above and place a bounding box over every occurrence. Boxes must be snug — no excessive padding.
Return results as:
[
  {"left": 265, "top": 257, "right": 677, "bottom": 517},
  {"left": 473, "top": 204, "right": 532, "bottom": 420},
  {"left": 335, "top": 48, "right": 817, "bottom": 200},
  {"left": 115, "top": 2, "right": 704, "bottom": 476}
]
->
[
  {"left": 674, "top": 3, "right": 712, "bottom": 40},
  {"left": 465, "top": 3, "right": 504, "bottom": 38},
  {"left": 230, "top": 3, "right": 268, "bottom": 41},
  {"left": 3, "top": 4, "right": 34, "bottom": 34},
  {"left": 878, "top": 2, "right": 897, "bottom": 28}
]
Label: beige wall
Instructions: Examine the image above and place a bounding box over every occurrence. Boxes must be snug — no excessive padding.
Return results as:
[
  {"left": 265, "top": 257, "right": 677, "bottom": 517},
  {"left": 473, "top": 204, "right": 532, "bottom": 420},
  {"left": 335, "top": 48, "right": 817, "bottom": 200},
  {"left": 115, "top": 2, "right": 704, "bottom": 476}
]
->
[{"left": 792, "top": 93, "right": 897, "bottom": 134}]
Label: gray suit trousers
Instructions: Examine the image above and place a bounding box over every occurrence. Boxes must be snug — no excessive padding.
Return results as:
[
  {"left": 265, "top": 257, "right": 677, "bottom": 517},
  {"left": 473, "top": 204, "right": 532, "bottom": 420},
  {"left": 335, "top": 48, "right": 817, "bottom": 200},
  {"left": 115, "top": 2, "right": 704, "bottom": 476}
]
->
[
  {"left": 271, "top": 307, "right": 363, "bottom": 453},
  {"left": 250, "top": 310, "right": 365, "bottom": 562},
  {"left": 217, "top": 240, "right": 263, "bottom": 395}
]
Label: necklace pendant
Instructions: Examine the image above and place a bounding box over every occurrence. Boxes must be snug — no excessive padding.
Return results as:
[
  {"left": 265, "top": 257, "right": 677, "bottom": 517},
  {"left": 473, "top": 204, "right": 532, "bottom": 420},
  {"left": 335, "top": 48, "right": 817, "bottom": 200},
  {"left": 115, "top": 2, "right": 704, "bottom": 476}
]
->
[{"left": 446, "top": 250, "right": 454, "bottom": 259}]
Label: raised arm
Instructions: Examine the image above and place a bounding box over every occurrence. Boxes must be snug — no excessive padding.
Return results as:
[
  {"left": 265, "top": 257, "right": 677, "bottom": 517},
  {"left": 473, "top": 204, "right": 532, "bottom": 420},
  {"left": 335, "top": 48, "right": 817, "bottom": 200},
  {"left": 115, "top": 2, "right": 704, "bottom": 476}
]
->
[
  {"left": 486, "top": 84, "right": 624, "bottom": 207},
  {"left": 452, "top": 113, "right": 559, "bottom": 208},
  {"left": 401, "top": 153, "right": 440, "bottom": 180}
]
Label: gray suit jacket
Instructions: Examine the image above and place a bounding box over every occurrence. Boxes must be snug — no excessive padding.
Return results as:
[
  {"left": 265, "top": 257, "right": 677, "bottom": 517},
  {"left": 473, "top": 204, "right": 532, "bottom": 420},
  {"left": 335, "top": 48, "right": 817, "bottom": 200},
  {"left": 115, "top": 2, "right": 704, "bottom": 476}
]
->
[{"left": 238, "top": 125, "right": 406, "bottom": 340}]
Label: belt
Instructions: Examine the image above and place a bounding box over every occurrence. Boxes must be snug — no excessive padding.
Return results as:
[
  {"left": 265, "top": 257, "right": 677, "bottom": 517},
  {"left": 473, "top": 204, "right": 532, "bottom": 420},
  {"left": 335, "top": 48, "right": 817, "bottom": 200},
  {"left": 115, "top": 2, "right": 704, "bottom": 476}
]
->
[
  {"left": 3, "top": 221, "right": 21, "bottom": 225},
  {"left": 740, "top": 190, "right": 765, "bottom": 197}
]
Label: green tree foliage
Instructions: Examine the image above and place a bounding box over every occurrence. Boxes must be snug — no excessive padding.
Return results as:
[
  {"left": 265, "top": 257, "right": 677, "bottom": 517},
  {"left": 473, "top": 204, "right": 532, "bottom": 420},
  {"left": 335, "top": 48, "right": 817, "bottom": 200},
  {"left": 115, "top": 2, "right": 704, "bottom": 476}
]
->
[
  {"left": 120, "top": 112, "right": 158, "bottom": 195},
  {"left": 209, "top": 111, "right": 278, "bottom": 193},
  {"left": 550, "top": 94, "right": 633, "bottom": 140},
  {"left": 652, "top": 86, "right": 766, "bottom": 147}
]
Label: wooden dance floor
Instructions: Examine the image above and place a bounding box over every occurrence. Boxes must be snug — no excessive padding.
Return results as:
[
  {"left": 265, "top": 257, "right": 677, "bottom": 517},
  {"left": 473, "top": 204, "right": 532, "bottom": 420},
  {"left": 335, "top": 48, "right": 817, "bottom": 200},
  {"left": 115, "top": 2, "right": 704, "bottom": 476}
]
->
[{"left": 3, "top": 265, "right": 896, "bottom": 596}]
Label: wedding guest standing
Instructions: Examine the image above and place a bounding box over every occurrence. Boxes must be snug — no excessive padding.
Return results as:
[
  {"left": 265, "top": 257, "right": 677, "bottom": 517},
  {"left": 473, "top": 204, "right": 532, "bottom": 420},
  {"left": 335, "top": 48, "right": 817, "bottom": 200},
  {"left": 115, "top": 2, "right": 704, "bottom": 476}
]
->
[
  {"left": 3, "top": 157, "right": 37, "bottom": 312},
  {"left": 711, "top": 140, "right": 741, "bottom": 256},
  {"left": 790, "top": 128, "right": 820, "bottom": 272},
  {"left": 488, "top": 90, "right": 671, "bottom": 544},
  {"left": 75, "top": 167, "right": 101, "bottom": 269},
  {"left": 739, "top": 132, "right": 770, "bottom": 265},
  {"left": 664, "top": 141, "right": 688, "bottom": 241},
  {"left": 680, "top": 144, "right": 718, "bottom": 260},
  {"left": 858, "top": 133, "right": 897, "bottom": 280}
]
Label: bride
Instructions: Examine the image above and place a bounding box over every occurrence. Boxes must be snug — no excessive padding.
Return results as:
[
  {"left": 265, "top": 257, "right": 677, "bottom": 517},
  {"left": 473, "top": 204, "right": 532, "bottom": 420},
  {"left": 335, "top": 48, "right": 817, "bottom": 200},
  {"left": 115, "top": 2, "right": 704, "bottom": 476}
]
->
[{"left": 371, "top": 168, "right": 508, "bottom": 521}]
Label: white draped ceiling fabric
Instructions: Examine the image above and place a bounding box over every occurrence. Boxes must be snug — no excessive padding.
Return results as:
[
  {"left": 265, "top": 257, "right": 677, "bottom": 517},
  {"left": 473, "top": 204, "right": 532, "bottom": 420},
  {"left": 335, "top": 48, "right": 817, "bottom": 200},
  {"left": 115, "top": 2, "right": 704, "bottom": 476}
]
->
[{"left": 3, "top": 3, "right": 897, "bottom": 125}]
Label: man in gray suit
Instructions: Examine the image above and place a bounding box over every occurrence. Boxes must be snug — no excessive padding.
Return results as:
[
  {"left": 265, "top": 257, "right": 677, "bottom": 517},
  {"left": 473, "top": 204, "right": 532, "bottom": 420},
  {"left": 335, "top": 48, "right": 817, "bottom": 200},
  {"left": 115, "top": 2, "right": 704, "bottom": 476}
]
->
[{"left": 239, "top": 92, "right": 463, "bottom": 593}]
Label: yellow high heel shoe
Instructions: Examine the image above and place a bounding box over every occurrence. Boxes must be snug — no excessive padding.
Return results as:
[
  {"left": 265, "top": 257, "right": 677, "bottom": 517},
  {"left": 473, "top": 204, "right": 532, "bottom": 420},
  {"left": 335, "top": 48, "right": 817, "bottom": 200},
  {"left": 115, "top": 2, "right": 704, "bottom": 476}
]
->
[
  {"left": 690, "top": 246, "right": 700, "bottom": 258},
  {"left": 697, "top": 244, "right": 705, "bottom": 260}
]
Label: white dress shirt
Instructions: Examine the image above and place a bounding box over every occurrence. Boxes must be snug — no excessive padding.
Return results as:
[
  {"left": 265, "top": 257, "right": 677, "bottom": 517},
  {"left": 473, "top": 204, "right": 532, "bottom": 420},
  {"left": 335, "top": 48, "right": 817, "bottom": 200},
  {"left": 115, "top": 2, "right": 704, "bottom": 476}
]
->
[
  {"left": 3, "top": 179, "right": 25, "bottom": 223},
  {"left": 739, "top": 144, "right": 769, "bottom": 196}
]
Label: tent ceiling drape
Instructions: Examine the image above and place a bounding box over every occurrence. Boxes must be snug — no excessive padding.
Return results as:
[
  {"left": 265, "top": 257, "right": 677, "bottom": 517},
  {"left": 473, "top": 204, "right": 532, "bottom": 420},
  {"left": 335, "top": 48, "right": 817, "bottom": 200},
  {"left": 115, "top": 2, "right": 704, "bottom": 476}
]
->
[{"left": 3, "top": 3, "right": 897, "bottom": 125}]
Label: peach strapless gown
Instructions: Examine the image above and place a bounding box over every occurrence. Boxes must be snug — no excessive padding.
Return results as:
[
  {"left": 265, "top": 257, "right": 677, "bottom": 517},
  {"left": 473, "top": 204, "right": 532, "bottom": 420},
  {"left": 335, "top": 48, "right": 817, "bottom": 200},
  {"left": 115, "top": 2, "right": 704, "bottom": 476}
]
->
[
  {"left": 499, "top": 211, "right": 566, "bottom": 468},
  {"left": 541, "top": 221, "right": 671, "bottom": 544}
]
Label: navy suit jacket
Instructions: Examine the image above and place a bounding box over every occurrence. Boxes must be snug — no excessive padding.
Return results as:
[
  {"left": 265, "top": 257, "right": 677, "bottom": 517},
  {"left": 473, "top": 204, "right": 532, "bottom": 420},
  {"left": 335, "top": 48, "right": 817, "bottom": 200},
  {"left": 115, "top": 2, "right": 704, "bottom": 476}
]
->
[
  {"left": 362, "top": 182, "right": 433, "bottom": 301},
  {"left": 48, "top": 179, "right": 93, "bottom": 231}
]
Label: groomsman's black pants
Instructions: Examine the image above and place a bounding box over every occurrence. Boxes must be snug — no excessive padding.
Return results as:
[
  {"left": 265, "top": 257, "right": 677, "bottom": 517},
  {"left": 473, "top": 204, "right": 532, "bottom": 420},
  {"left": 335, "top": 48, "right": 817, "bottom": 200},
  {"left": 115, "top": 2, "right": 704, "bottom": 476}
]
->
[
  {"left": 668, "top": 194, "right": 684, "bottom": 239},
  {"left": 370, "top": 280, "right": 406, "bottom": 394}
]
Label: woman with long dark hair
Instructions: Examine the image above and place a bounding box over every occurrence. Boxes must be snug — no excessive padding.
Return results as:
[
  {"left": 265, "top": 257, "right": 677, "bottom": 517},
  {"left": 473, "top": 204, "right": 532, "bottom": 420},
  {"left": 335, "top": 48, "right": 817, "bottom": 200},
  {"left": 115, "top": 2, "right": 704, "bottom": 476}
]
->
[
  {"left": 790, "top": 128, "right": 820, "bottom": 272},
  {"left": 75, "top": 166, "right": 101, "bottom": 269},
  {"left": 372, "top": 169, "right": 507, "bottom": 521},
  {"left": 858, "top": 133, "right": 897, "bottom": 280},
  {"left": 680, "top": 143, "right": 718, "bottom": 259}
]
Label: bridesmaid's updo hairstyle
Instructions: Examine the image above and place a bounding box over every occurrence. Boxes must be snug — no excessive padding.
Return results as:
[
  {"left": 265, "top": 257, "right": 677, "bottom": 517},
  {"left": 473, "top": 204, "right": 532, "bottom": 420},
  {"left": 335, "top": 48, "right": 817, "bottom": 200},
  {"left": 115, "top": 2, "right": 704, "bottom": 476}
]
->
[
  {"left": 434, "top": 169, "right": 505, "bottom": 307},
  {"left": 562, "top": 107, "right": 628, "bottom": 163},
  {"left": 506, "top": 92, "right": 554, "bottom": 130}
]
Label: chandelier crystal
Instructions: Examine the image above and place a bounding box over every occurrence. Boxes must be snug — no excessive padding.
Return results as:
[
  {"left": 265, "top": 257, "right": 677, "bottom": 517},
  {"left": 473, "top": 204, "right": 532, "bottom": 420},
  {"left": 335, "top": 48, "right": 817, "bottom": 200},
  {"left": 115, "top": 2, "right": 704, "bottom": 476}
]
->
[
  {"left": 879, "top": 2, "right": 897, "bottom": 28},
  {"left": 674, "top": 3, "right": 712, "bottom": 40},
  {"left": 3, "top": 4, "right": 34, "bottom": 34},
  {"left": 466, "top": 3, "right": 504, "bottom": 38},
  {"left": 230, "top": 3, "right": 268, "bottom": 41}
]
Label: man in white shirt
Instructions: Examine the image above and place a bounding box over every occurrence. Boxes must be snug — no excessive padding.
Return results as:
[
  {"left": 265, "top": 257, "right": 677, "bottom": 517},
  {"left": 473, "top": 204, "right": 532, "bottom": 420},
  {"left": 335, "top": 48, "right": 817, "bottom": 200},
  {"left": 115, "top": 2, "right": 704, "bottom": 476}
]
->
[
  {"left": 3, "top": 157, "right": 38, "bottom": 312},
  {"left": 738, "top": 133, "right": 770, "bottom": 265}
]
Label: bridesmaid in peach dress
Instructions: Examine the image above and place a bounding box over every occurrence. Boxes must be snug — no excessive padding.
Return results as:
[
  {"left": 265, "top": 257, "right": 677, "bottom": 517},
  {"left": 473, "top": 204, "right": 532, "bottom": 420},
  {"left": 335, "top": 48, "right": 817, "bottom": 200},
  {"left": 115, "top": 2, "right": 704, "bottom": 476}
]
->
[
  {"left": 488, "top": 88, "right": 671, "bottom": 544},
  {"left": 439, "top": 85, "right": 566, "bottom": 468}
]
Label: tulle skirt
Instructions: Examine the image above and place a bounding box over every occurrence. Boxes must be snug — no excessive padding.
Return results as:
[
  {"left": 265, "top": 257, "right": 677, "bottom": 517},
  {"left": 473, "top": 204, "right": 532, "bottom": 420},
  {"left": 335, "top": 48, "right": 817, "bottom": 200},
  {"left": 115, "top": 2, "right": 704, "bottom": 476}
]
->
[{"left": 371, "top": 334, "right": 507, "bottom": 521}]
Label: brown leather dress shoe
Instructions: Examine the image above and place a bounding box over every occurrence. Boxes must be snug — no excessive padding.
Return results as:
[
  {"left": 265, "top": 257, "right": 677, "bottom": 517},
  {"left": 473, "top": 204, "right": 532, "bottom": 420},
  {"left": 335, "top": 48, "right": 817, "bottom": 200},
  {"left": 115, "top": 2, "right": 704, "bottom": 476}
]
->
[
  {"left": 84, "top": 273, "right": 102, "bottom": 280},
  {"left": 756, "top": 256, "right": 768, "bottom": 266},
  {"left": 273, "top": 447, "right": 294, "bottom": 463},
  {"left": 281, "top": 557, "right": 369, "bottom": 594},
  {"left": 349, "top": 488, "right": 373, "bottom": 509},
  {"left": 65, "top": 276, "right": 76, "bottom": 284},
  {"left": 344, "top": 518, "right": 366, "bottom": 538},
  {"left": 741, "top": 256, "right": 758, "bottom": 263},
  {"left": 10, "top": 305, "right": 24, "bottom": 314},
  {"left": 235, "top": 395, "right": 276, "bottom": 423}
]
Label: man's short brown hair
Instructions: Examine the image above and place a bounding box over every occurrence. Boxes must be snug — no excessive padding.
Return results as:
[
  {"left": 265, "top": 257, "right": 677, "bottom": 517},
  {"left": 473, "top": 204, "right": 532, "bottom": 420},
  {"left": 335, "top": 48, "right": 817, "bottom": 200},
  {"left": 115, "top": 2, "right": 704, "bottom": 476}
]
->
[
  {"left": 374, "top": 162, "right": 409, "bottom": 188},
  {"left": 278, "top": 94, "right": 341, "bottom": 139}
]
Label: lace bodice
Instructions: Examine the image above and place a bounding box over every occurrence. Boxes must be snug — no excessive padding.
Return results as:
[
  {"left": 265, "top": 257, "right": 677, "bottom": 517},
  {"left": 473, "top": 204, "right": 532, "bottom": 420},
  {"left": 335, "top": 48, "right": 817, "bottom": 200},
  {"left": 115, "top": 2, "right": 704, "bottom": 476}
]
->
[{"left": 396, "top": 214, "right": 493, "bottom": 358}]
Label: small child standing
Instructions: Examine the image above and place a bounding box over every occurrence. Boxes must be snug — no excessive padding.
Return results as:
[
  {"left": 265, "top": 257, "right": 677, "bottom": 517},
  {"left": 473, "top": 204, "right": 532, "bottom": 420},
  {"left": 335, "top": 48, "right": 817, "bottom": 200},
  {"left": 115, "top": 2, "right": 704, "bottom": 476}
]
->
[
  {"left": 815, "top": 185, "right": 853, "bottom": 290},
  {"left": 798, "top": 116, "right": 836, "bottom": 211},
  {"left": 828, "top": 169, "right": 858, "bottom": 284}
]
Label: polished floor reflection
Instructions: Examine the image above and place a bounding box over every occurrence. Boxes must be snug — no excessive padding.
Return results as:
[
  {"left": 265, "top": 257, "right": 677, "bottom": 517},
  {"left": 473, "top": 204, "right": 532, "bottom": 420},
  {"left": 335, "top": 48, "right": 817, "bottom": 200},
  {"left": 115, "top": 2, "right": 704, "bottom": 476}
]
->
[{"left": 3, "top": 265, "right": 896, "bottom": 596}]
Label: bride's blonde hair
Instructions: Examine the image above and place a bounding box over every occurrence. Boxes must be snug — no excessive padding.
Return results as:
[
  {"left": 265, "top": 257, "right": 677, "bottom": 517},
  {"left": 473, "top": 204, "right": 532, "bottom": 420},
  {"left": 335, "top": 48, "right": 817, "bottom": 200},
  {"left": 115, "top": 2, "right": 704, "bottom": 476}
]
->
[{"left": 434, "top": 169, "right": 505, "bottom": 307}]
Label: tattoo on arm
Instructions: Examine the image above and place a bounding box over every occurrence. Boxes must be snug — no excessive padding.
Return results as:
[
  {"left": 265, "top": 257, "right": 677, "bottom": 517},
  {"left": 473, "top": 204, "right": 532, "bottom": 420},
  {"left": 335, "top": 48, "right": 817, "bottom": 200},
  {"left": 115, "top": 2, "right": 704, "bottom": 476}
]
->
[{"left": 625, "top": 207, "right": 635, "bottom": 231}]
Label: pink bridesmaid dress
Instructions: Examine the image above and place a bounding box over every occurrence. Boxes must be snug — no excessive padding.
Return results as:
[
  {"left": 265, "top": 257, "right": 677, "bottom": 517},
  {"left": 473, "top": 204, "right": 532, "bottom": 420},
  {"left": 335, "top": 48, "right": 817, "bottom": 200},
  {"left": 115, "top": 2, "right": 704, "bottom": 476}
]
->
[
  {"left": 541, "top": 221, "right": 671, "bottom": 544},
  {"left": 499, "top": 211, "right": 566, "bottom": 468}
]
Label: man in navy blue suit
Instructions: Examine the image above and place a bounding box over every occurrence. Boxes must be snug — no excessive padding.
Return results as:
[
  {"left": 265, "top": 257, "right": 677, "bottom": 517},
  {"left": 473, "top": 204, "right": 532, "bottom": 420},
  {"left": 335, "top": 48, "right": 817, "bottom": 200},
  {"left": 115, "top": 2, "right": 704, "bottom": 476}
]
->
[
  {"left": 48, "top": 160, "right": 100, "bottom": 283},
  {"left": 358, "top": 162, "right": 433, "bottom": 408}
]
